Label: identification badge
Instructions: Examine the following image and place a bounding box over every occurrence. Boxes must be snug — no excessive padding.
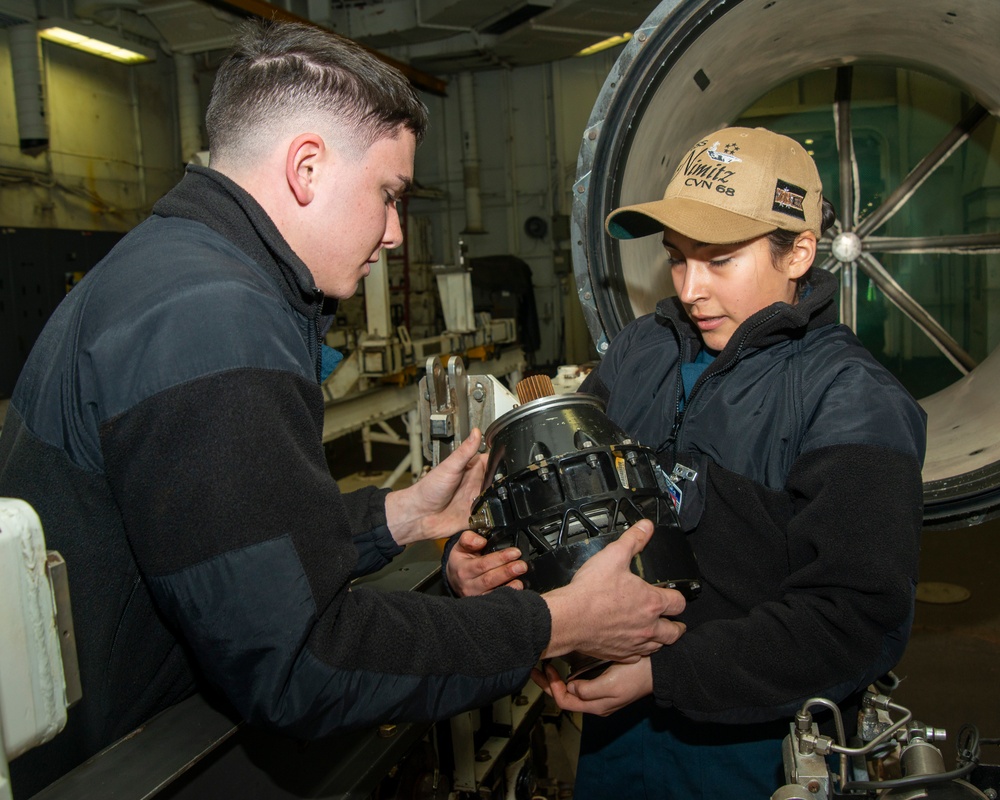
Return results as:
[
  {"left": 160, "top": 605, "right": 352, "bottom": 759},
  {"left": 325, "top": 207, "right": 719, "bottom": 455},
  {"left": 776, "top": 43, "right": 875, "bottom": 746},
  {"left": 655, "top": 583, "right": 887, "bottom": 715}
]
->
[
  {"left": 655, "top": 465, "right": 684, "bottom": 513},
  {"left": 664, "top": 475, "right": 683, "bottom": 512}
]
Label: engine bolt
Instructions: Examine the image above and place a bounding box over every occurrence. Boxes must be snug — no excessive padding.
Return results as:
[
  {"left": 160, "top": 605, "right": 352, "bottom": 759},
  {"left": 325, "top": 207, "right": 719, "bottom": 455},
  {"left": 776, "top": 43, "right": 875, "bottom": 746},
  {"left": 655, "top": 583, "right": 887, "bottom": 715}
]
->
[{"left": 378, "top": 724, "right": 397, "bottom": 738}]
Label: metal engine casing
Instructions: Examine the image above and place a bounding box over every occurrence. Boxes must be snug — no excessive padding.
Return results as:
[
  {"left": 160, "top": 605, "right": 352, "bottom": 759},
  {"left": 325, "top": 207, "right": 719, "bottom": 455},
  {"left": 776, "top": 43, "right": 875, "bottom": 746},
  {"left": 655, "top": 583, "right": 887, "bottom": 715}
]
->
[{"left": 470, "top": 392, "right": 700, "bottom": 597}]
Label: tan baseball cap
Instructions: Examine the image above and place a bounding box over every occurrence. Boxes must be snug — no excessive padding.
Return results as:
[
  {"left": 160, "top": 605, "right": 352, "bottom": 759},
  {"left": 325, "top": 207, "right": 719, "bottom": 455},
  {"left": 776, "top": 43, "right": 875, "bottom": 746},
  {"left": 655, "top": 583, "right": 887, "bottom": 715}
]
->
[{"left": 605, "top": 127, "right": 823, "bottom": 244}]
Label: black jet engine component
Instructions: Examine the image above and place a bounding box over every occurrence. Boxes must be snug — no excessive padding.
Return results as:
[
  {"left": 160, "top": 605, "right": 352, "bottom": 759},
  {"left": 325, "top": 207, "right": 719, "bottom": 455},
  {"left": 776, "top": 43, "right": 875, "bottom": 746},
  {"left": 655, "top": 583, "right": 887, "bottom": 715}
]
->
[{"left": 469, "top": 391, "right": 700, "bottom": 598}]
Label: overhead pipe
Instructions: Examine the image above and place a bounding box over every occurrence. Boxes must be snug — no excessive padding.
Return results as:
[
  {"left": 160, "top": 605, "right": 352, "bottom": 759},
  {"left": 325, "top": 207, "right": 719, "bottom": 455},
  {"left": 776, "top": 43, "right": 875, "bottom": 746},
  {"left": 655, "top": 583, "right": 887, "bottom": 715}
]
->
[
  {"left": 9, "top": 23, "right": 48, "bottom": 156},
  {"left": 415, "top": 0, "right": 477, "bottom": 33},
  {"left": 458, "top": 71, "right": 485, "bottom": 234}
]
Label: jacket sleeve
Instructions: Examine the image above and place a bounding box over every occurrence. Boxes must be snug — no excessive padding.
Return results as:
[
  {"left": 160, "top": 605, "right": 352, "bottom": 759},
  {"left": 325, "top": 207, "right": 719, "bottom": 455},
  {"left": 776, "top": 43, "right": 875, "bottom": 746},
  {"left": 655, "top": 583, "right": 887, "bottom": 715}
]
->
[
  {"left": 439, "top": 533, "right": 461, "bottom": 595},
  {"left": 100, "top": 367, "right": 551, "bottom": 739},
  {"left": 338, "top": 484, "right": 404, "bottom": 579}
]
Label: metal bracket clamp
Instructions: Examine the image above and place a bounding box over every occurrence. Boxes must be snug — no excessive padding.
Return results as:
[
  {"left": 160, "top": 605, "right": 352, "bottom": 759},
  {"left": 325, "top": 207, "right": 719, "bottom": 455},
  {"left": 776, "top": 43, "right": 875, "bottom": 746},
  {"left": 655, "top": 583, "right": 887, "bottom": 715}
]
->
[
  {"left": 418, "top": 356, "right": 521, "bottom": 467},
  {"left": 420, "top": 355, "right": 469, "bottom": 465}
]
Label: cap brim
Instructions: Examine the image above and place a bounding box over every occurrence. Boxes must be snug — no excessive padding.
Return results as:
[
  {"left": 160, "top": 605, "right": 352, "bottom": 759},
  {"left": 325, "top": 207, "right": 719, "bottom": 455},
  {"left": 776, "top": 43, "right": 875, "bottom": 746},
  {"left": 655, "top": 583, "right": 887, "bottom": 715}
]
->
[{"left": 606, "top": 197, "right": 777, "bottom": 244}]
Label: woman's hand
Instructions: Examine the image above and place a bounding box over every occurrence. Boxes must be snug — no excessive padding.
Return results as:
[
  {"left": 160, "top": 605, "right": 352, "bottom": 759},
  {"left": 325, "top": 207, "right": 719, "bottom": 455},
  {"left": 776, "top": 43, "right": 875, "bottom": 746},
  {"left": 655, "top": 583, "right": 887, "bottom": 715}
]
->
[
  {"left": 446, "top": 530, "right": 527, "bottom": 596},
  {"left": 531, "top": 658, "right": 655, "bottom": 717}
]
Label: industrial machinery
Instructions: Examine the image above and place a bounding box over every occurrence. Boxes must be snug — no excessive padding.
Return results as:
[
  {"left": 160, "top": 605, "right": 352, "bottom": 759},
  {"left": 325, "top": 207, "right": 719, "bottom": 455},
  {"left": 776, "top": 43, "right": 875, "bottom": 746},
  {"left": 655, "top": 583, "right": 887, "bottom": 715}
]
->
[{"left": 772, "top": 686, "right": 1000, "bottom": 799}]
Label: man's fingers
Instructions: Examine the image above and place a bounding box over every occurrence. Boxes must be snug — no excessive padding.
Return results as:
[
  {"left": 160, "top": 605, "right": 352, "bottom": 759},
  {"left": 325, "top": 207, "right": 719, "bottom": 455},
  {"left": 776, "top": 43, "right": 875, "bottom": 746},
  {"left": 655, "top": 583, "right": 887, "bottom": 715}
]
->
[
  {"left": 610, "top": 519, "right": 654, "bottom": 561},
  {"left": 447, "top": 429, "right": 482, "bottom": 466},
  {"left": 652, "top": 586, "right": 687, "bottom": 618},
  {"left": 629, "top": 642, "right": 663, "bottom": 657},
  {"left": 429, "top": 430, "right": 483, "bottom": 481},
  {"left": 652, "top": 618, "right": 686, "bottom": 645}
]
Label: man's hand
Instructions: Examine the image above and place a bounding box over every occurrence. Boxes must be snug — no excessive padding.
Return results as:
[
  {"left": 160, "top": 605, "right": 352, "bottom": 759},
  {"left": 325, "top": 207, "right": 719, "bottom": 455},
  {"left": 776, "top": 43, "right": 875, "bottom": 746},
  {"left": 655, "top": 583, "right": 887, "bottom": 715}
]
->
[
  {"left": 385, "top": 431, "right": 487, "bottom": 546},
  {"left": 446, "top": 530, "right": 527, "bottom": 596},
  {"left": 531, "top": 659, "right": 654, "bottom": 716},
  {"left": 541, "top": 519, "right": 686, "bottom": 662}
]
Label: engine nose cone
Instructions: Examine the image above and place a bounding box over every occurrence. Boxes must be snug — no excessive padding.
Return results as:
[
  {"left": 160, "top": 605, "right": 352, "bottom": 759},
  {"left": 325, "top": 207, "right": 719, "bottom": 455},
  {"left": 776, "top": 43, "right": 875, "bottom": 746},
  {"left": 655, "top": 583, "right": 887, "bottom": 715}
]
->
[{"left": 832, "top": 231, "right": 863, "bottom": 263}]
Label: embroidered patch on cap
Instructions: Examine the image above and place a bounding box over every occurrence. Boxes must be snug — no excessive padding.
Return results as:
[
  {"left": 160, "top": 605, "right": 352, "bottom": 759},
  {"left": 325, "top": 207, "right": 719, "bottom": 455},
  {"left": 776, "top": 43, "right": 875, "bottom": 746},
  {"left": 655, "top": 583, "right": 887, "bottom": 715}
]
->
[
  {"left": 772, "top": 179, "right": 807, "bottom": 220},
  {"left": 706, "top": 141, "right": 742, "bottom": 164}
]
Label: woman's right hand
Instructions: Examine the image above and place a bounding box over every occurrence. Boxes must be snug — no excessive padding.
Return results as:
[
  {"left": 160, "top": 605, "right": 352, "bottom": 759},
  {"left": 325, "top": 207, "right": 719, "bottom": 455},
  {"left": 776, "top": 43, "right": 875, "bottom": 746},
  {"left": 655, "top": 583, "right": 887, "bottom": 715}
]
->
[{"left": 446, "top": 530, "right": 527, "bottom": 597}]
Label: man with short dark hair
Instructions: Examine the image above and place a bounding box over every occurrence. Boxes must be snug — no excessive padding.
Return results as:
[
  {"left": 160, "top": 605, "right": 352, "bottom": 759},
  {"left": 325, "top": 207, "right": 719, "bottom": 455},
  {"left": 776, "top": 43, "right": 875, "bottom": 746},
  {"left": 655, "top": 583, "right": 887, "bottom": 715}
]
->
[{"left": 0, "top": 20, "right": 685, "bottom": 797}]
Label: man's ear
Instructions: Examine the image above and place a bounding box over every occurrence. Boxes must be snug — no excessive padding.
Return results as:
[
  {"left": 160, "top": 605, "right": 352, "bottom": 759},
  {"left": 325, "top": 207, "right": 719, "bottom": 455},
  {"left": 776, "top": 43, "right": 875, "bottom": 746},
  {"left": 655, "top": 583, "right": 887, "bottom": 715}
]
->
[
  {"left": 286, "top": 133, "right": 325, "bottom": 206},
  {"left": 787, "top": 231, "right": 817, "bottom": 280}
]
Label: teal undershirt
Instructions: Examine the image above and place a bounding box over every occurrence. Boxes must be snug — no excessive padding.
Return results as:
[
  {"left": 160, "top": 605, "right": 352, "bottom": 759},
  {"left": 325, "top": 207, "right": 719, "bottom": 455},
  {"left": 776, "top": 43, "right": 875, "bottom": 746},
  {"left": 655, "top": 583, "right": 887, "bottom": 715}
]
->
[
  {"left": 679, "top": 347, "right": 716, "bottom": 410},
  {"left": 320, "top": 344, "right": 344, "bottom": 382}
]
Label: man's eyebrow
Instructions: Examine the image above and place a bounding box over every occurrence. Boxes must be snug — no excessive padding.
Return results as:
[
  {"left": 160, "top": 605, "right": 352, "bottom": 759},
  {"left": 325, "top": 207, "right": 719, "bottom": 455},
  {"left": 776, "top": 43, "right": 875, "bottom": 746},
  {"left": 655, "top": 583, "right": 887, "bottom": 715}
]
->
[{"left": 397, "top": 176, "right": 413, "bottom": 194}]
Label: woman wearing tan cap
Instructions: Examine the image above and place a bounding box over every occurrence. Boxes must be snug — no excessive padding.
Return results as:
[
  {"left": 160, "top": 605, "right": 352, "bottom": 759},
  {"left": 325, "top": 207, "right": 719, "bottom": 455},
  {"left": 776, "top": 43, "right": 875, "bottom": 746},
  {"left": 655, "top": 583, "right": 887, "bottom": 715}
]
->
[{"left": 452, "top": 127, "right": 927, "bottom": 797}]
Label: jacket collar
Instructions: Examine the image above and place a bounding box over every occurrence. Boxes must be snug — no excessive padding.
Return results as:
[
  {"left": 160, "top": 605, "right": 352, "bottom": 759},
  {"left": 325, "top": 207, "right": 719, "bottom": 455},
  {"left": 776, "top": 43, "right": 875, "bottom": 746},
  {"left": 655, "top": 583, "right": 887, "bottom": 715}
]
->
[
  {"left": 152, "top": 165, "right": 327, "bottom": 318},
  {"left": 654, "top": 267, "right": 839, "bottom": 362}
]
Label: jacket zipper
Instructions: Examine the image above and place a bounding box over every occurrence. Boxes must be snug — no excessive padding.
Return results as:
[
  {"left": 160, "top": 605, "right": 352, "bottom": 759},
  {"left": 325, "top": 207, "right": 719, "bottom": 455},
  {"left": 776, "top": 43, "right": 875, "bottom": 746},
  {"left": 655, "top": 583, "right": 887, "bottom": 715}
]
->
[
  {"left": 311, "top": 288, "right": 324, "bottom": 383},
  {"left": 666, "top": 307, "right": 782, "bottom": 454}
]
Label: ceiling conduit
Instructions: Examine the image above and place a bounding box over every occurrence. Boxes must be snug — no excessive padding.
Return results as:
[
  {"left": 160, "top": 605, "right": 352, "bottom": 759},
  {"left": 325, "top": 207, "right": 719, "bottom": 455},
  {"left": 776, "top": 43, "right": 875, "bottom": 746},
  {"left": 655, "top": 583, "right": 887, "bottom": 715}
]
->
[
  {"left": 571, "top": 0, "right": 1000, "bottom": 528},
  {"left": 458, "top": 70, "right": 485, "bottom": 234},
  {"left": 174, "top": 52, "right": 202, "bottom": 165}
]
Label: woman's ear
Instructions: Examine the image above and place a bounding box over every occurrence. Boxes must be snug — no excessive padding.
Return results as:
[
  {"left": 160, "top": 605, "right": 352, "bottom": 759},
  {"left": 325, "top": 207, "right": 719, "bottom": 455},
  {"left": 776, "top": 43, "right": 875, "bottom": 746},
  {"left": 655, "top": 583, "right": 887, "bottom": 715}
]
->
[{"left": 786, "top": 231, "right": 817, "bottom": 280}]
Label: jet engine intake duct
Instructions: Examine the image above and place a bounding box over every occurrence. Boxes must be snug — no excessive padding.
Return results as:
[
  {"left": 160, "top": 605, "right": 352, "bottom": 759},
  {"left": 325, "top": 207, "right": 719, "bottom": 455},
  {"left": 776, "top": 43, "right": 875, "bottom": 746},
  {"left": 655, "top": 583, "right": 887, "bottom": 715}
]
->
[{"left": 571, "top": 0, "right": 1000, "bottom": 527}]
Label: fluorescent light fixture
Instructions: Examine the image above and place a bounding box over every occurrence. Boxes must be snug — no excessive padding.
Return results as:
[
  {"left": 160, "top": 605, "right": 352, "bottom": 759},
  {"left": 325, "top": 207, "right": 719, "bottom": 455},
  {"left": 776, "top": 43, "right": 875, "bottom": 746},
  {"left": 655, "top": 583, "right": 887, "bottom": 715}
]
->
[
  {"left": 38, "top": 19, "right": 156, "bottom": 64},
  {"left": 575, "top": 32, "right": 632, "bottom": 58}
]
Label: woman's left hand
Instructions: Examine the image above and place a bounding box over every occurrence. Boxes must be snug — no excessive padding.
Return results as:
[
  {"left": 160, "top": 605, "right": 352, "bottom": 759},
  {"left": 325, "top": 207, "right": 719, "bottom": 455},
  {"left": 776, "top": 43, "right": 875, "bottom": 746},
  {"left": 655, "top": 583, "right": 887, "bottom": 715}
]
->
[{"left": 446, "top": 530, "right": 526, "bottom": 596}]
